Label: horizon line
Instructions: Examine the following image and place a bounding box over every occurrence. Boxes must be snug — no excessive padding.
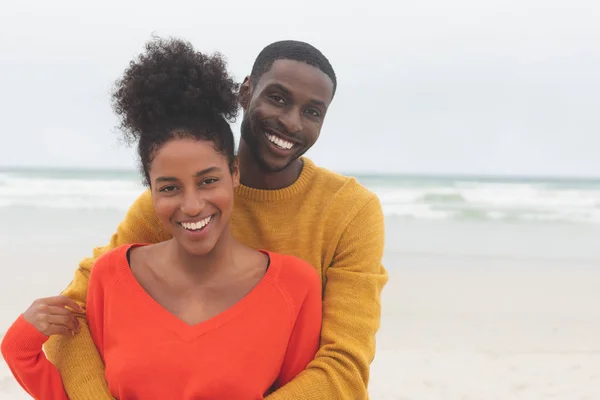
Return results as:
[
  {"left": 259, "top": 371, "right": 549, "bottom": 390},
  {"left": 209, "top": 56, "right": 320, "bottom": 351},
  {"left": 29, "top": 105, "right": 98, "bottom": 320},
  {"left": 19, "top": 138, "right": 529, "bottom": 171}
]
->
[{"left": 1, "top": 164, "right": 599, "bottom": 181}]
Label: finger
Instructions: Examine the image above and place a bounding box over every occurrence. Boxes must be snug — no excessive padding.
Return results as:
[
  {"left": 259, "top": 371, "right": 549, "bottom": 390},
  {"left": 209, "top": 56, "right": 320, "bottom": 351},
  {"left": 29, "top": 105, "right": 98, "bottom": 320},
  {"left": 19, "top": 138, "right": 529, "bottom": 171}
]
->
[
  {"left": 37, "top": 321, "right": 74, "bottom": 337},
  {"left": 47, "top": 314, "right": 79, "bottom": 331},
  {"left": 44, "top": 296, "right": 82, "bottom": 312},
  {"left": 45, "top": 305, "right": 79, "bottom": 318},
  {"left": 31, "top": 305, "right": 80, "bottom": 333},
  {"left": 32, "top": 304, "right": 80, "bottom": 328},
  {"left": 42, "top": 296, "right": 82, "bottom": 312}
]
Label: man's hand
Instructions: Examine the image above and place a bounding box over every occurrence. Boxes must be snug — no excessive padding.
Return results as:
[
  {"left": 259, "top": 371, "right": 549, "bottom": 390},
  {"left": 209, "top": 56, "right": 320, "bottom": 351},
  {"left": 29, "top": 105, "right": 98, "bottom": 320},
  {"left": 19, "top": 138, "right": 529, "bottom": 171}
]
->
[{"left": 23, "top": 296, "right": 82, "bottom": 337}]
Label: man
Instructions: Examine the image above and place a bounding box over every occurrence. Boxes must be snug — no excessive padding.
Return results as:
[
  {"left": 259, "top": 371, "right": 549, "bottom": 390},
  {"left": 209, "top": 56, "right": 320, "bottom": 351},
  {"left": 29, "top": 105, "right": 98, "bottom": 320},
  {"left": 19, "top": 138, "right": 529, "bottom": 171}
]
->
[{"left": 44, "top": 39, "right": 388, "bottom": 400}]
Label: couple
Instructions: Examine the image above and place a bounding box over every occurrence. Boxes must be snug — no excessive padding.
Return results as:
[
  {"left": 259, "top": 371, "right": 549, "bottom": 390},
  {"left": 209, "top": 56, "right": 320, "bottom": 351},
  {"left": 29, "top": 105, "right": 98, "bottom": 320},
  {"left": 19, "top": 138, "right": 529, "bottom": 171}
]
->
[{"left": 1, "top": 36, "right": 387, "bottom": 399}]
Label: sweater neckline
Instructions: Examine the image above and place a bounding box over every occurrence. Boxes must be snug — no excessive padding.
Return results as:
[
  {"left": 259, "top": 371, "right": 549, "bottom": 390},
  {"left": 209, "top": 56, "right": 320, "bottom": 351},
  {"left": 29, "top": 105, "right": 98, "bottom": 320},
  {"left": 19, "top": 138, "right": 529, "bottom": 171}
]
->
[
  {"left": 234, "top": 157, "right": 315, "bottom": 202},
  {"left": 117, "top": 244, "right": 280, "bottom": 341}
]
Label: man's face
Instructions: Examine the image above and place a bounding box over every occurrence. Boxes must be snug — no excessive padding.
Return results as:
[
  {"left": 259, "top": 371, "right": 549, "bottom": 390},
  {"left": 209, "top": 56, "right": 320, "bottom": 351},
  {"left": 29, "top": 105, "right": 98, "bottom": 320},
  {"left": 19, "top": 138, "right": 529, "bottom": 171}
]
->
[{"left": 239, "top": 59, "right": 334, "bottom": 173}]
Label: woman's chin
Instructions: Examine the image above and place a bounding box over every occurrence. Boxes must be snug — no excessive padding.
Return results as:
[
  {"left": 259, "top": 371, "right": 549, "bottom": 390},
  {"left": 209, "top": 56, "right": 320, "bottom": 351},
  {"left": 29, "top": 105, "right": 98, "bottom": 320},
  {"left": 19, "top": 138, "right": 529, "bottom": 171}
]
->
[{"left": 180, "top": 242, "right": 213, "bottom": 257}]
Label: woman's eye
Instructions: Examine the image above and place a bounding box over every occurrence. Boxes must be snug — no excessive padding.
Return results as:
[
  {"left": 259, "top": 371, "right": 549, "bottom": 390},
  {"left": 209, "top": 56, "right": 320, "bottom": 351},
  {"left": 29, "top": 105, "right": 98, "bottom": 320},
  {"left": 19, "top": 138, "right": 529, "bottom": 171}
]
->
[
  {"left": 201, "top": 178, "right": 218, "bottom": 185},
  {"left": 159, "top": 185, "right": 178, "bottom": 192}
]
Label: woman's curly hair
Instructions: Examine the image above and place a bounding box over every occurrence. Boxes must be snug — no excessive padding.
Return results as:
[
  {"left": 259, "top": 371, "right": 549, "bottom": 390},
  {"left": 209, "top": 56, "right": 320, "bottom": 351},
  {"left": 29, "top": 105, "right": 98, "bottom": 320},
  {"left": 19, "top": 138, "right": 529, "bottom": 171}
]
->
[{"left": 111, "top": 36, "right": 240, "bottom": 186}]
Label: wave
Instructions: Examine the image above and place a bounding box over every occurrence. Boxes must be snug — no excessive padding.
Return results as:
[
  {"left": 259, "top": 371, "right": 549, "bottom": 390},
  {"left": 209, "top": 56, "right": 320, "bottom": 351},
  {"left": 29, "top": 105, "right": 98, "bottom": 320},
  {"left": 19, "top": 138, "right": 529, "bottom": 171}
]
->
[
  {"left": 2, "top": 171, "right": 600, "bottom": 225},
  {"left": 0, "top": 172, "right": 144, "bottom": 211},
  {"left": 368, "top": 179, "right": 600, "bottom": 224}
]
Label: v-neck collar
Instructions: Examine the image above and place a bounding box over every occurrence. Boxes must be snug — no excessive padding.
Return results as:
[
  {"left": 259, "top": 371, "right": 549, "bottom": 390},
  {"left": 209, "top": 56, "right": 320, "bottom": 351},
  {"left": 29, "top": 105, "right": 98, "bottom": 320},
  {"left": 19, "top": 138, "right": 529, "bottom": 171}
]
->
[{"left": 116, "top": 244, "right": 280, "bottom": 342}]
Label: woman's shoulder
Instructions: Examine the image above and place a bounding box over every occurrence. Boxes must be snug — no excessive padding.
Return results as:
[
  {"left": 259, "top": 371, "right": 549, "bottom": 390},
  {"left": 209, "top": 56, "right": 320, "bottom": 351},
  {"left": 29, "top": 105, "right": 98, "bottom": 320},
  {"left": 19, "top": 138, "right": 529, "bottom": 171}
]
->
[
  {"left": 266, "top": 251, "right": 321, "bottom": 291},
  {"left": 91, "top": 243, "right": 145, "bottom": 282}
]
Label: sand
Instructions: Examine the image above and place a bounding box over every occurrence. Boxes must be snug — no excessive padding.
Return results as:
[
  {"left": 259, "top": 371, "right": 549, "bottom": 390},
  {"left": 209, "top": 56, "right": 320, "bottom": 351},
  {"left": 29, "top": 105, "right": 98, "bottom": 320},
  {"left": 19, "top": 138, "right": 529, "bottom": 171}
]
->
[
  {"left": 369, "top": 259, "right": 600, "bottom": 399},
  {"left": 1, "top": 212, "right": 599, "bottom": 399}
]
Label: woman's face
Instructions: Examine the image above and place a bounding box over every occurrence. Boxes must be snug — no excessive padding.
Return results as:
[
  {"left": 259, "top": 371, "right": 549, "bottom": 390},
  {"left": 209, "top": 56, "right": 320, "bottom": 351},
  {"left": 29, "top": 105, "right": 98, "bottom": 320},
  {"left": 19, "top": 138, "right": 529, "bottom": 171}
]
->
[{"left": 148, "top": 137, "right": 239, "bottom": 256}]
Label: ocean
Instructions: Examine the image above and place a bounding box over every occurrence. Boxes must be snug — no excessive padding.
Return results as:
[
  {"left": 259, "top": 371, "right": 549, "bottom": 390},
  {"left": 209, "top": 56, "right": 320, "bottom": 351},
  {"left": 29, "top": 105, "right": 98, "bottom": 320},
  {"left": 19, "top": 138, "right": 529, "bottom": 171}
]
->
[{"left": 1, "top": 166, "right": 599, "bottom": 225}]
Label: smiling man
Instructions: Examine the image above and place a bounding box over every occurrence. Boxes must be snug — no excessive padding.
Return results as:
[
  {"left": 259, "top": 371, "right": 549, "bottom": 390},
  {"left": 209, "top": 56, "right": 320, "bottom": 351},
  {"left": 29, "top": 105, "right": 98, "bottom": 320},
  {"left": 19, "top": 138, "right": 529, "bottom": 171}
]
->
[
  {"left": 238, "top": 57, "right": 332, "bottom": 189},
  {"left": 43, "top": 39, "right": 388, "bottom": 400}
]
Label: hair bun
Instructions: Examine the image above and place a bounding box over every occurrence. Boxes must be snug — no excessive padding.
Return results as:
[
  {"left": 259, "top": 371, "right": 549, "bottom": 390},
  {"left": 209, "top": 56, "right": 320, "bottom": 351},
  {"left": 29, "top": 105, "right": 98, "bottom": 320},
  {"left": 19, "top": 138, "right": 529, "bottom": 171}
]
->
[{"left": 112, "top": 36, "right": 239, "bottom": 142}]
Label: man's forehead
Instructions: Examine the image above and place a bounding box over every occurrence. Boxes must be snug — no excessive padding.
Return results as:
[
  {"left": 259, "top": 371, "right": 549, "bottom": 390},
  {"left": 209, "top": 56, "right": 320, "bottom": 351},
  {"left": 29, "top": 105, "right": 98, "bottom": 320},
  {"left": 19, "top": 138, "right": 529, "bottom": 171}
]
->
[{"left": 255, "top": 59, "right": 334, "bottom": 101}]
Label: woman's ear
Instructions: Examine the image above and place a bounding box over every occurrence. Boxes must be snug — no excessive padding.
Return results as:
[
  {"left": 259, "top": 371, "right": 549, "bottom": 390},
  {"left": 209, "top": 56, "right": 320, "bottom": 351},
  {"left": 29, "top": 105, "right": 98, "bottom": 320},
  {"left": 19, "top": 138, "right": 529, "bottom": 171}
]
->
[{"left": 238, "top": 76, "right": 252, "bottom": 110}]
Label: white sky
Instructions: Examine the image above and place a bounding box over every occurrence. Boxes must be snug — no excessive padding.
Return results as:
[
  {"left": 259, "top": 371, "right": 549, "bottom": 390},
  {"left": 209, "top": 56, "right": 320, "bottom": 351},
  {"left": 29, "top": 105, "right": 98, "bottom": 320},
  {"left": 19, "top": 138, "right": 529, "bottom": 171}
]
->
[{"left": 1, "top": 0, "right": 599, "bottom": 176}]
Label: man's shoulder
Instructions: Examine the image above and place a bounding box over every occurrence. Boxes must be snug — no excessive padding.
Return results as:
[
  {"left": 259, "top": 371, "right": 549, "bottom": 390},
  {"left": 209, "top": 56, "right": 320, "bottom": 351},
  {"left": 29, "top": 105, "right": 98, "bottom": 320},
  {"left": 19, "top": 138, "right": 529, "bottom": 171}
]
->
[
  {"left": 307, "top": 158, "right": 380, "bottom": 206},
  {"left": 128, "top": 189, "right": 154, "bottom": 214}
]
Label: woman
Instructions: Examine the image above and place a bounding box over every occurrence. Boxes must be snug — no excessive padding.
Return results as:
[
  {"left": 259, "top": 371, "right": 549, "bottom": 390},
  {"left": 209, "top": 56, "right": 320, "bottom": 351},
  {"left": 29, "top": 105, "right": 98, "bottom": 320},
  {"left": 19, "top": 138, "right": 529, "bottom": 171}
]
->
[{"left": 1, "top": 36, "right": 322, "bottom": 400}]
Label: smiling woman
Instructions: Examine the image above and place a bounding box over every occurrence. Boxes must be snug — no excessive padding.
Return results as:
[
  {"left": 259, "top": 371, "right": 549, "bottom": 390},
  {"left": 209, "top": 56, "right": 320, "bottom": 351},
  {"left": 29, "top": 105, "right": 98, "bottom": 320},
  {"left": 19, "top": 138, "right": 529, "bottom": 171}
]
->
[
  {"left": 148, "top": 138, "right": 237, "bottom": 258},
  {"left": 0, "top": 36, "right": 323, "bottom": 400}
]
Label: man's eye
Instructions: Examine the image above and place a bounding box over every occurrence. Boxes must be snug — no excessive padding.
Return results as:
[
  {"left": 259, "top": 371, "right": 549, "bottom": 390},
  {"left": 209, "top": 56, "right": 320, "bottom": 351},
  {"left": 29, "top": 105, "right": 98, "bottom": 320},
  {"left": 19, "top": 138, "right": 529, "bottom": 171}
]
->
[
  {"left": 306, "top": 108, "right": 321, "bottom": 118},
  {"left": 270, "top": 95, "right": 285, "bottom": 104}
]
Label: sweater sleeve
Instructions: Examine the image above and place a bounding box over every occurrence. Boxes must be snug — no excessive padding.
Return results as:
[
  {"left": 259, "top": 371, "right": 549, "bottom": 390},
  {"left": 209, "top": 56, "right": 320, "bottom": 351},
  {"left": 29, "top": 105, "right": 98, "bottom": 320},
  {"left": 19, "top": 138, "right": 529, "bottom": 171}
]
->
[
  {"left": 86, "top": 250, "right": 111, "bottom": 364},
  {"left": 265, "top": 195, "right": 388, "bottom": 400},
  {"left": 0, "top": 315, "right": 69, "bottom": 400},
  {"left": 42, "top": 190, "right": 166, "bottom": 400},
  {"left": 274, "top": 268, "right": 322, "bottom": 389}
]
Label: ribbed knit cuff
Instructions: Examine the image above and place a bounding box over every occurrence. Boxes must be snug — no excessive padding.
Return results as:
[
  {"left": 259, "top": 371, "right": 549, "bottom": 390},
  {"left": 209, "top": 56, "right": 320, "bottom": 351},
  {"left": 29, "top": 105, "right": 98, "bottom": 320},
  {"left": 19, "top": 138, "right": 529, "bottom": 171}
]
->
[{"left": 1, "top": 314, "right": 49, "bottom": 360}]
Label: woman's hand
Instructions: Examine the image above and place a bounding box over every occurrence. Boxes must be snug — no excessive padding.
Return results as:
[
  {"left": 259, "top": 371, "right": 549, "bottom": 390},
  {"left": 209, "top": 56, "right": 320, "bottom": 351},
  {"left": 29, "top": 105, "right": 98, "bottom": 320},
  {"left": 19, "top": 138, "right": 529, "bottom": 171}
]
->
[{"left": 23, "top": 295, "right": 82, "bottom": 336}]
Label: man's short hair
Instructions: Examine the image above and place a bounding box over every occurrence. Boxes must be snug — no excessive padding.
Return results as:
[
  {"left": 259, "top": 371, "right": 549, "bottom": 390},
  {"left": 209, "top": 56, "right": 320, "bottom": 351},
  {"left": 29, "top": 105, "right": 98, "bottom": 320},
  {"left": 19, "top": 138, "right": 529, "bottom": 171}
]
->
[{"left": 250, "top": 40, "right": 337, "bottom": 97}]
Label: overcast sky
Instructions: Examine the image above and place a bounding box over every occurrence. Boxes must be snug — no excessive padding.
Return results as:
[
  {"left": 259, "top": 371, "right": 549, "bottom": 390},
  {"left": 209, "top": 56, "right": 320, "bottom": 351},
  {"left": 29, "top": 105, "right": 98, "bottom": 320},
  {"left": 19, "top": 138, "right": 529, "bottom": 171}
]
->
[{"left": 1, "top": 0, "right": 598, "bottom": 177}]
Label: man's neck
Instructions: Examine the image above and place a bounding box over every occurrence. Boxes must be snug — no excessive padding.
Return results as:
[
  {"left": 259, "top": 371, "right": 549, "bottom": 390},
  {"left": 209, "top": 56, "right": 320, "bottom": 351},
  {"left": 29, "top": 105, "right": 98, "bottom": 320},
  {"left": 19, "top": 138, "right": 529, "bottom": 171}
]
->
[{"left": 238, "top": 141, "right": 303, "bottom": 190}]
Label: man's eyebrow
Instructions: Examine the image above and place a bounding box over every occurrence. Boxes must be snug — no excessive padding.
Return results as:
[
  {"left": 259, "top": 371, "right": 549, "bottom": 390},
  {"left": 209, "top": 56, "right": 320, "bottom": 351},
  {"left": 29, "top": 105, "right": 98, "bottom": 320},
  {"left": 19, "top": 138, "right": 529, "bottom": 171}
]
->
[{"left": 267, "top": 83, "right": 327, "bottom": 108}]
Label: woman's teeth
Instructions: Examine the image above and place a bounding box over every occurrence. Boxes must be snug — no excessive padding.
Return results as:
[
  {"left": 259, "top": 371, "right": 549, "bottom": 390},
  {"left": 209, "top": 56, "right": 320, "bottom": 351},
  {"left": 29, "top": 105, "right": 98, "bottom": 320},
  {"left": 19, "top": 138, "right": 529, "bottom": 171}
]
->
[{"left": 181, "top": 215, "right": 212, "bottom": 231}]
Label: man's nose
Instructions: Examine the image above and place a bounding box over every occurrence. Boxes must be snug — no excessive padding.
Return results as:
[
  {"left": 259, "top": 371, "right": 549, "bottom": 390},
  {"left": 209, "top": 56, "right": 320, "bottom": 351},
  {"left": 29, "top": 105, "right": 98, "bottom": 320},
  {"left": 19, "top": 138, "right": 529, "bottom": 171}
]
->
[{"left": 279, "top": 108, "right": 302, "bottom": 134}]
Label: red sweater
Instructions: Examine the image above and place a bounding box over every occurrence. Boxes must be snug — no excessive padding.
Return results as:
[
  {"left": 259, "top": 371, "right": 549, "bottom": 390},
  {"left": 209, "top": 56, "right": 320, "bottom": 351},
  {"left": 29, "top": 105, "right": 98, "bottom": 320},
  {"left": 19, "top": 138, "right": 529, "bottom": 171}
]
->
[{"left": 1, "top": 244, "right": 322, "bottom": 399}]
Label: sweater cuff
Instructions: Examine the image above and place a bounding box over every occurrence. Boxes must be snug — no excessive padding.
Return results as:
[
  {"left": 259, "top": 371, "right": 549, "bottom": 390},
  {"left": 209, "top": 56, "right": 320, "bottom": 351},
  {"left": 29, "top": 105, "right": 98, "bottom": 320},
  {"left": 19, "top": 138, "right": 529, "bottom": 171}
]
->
[{"left": 2, "top": 314, "right": 50, "bottom": 359}]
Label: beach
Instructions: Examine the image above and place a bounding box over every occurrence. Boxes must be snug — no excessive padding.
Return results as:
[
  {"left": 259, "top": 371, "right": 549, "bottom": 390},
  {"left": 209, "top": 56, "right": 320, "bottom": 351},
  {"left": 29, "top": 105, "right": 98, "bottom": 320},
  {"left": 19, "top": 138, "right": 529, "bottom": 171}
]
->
[
  {"left": 370, "top": 220, "right": 600, "bottom": 399},
  {"left": 1, "top": 170, "right": 600, "bottom": 399}
]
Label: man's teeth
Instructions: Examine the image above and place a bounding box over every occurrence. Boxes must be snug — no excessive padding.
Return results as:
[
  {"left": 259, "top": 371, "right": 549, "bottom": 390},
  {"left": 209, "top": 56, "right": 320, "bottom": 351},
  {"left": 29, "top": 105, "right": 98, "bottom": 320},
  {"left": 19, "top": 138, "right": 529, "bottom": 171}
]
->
[
  {"left": 266, "top": 133, "right": 294, "bottom": 150},
  {"left": 181, "top": 216, "right": 212, "bottom": 231}
]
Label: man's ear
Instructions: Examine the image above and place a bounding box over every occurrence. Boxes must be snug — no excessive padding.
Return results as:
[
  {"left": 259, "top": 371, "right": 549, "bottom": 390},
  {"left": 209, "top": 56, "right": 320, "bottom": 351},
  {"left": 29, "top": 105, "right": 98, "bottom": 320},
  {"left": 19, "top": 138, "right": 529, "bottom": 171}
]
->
[
  {"left": 238, "top": 76, "right": 252, "bottom": 110},
  {"left": 231, "top": 157, "right": 240, "bottom": 188}
]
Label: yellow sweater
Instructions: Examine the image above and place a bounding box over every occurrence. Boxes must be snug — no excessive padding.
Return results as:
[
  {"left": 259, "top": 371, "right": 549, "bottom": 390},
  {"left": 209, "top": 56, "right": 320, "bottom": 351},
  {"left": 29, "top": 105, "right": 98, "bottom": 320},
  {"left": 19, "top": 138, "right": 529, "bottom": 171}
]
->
[{"left": 44, "top": 158, "right": 388, "bottom": 400}]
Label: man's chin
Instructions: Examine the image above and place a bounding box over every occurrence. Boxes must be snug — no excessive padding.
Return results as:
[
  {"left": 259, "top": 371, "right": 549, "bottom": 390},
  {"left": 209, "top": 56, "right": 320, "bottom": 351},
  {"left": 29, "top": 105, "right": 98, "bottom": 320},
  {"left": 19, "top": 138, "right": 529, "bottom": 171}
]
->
[{"left": 257, "top": 155, "right": 296, "bottom": 174}]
